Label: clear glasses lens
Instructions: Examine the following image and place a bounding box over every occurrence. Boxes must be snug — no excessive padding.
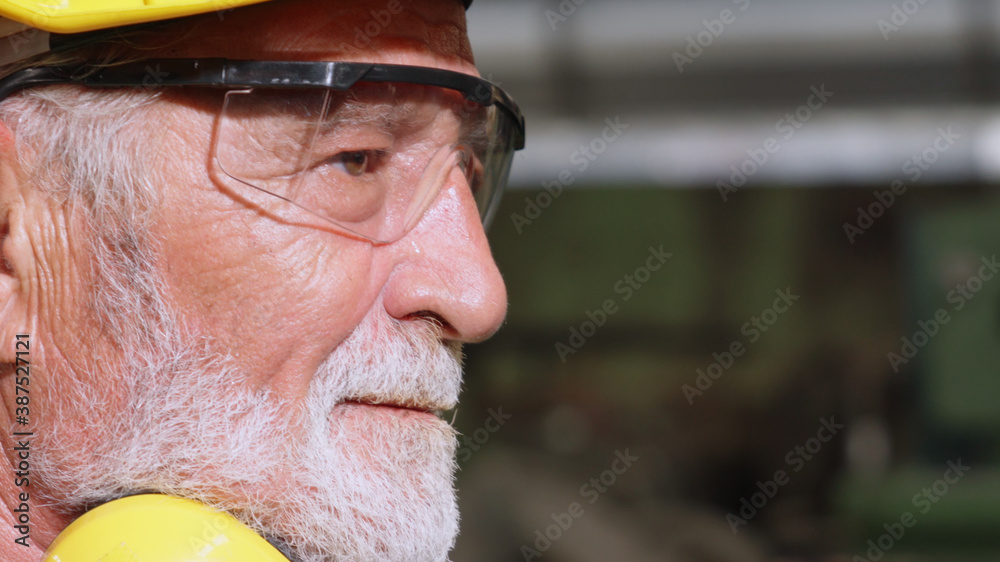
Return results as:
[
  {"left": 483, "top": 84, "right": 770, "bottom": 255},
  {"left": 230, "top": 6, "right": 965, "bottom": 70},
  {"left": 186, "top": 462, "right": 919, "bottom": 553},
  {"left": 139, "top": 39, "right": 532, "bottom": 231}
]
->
[{"left": 213, "top": 83, "right": 517, "bottom": 243}]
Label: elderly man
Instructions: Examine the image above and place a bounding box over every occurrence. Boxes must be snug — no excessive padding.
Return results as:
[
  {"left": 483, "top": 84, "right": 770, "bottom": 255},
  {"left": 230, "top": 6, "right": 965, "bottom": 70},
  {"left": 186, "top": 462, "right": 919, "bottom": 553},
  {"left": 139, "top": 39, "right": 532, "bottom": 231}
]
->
[{"left": 0, "top": 0, "right": 523, "bottom": 560}]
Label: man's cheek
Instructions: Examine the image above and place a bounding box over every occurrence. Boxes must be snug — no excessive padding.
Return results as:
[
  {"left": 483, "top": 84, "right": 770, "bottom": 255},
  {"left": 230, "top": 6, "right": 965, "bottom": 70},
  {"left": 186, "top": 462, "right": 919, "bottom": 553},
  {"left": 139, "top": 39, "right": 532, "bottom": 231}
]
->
[{"left": 297, "top": 244, "right": 379, "bottom": 327}]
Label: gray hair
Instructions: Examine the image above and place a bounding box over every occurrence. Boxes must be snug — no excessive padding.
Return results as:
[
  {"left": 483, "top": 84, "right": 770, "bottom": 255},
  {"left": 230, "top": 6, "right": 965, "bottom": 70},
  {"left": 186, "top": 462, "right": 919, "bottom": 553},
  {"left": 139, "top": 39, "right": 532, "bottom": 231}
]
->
[
  {"left": 0, "top": 81, "right": 173, "bottom": 347},
  {"left": 0, "top": 24, "right": 197, "bottom": 224},
  {"left": 0, "top": 23, "right": 207, "bottom": 346}
]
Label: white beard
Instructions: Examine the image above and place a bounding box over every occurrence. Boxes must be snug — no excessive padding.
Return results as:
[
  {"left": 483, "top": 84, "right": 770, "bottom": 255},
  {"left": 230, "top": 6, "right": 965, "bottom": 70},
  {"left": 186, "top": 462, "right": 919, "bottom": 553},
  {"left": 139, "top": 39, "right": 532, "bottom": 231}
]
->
[{"left": 34, "top": 307, "right": 464, "bottom": 562}]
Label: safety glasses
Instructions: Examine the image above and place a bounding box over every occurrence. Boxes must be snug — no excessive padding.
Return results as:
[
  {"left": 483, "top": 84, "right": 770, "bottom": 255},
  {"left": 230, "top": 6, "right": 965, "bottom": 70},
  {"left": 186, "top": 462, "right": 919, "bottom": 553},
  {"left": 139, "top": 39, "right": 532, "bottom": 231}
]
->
[{"left": 0, "top": 58, "right": 525, "bottom": 244}]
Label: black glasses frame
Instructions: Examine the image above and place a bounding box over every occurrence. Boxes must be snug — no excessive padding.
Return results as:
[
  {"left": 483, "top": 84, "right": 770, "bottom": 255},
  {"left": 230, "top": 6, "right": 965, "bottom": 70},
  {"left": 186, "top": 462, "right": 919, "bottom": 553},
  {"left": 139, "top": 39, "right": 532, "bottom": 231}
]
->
[{"left": 0, "top": 58, "right": 525, "bottom": 150}]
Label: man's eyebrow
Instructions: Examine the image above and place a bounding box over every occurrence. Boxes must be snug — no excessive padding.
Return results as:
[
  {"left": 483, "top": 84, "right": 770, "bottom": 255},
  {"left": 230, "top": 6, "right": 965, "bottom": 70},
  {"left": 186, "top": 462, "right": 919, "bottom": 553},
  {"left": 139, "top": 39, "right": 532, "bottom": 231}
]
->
[{"left": 321, "top": 95, "right": 419, "bottom": 134}]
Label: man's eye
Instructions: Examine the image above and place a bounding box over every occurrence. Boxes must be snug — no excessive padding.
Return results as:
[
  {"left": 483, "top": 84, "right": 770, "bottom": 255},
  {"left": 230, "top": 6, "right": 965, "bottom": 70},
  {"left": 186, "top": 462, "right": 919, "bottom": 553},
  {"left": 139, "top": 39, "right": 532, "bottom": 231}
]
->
[
  {"left": 316, "top": 150, "right": 387, "bottom": 178},
  {"left": 335, "top": 151, "right": 371, "bottom": 176},
  {"left": 453, "top": 145, "right": 484, "bottom": 193},
  {"left": 466, "top": 154, "right": 485, "bottom": 195}
]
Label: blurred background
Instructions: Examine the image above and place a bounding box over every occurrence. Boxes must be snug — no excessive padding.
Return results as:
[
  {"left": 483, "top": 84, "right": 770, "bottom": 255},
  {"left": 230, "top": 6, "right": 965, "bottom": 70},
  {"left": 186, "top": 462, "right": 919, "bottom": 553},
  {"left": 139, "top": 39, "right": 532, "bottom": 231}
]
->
[{"left": 452, "top": 1, "right": 1000, "bottom": 561}]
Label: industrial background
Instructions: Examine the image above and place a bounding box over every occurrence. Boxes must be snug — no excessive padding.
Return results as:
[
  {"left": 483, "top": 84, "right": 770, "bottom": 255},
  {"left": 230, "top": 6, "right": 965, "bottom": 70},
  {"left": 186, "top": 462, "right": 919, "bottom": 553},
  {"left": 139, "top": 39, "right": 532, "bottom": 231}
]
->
[{"left": 452, "top": 1, "right": 1000, "bottom": 561}]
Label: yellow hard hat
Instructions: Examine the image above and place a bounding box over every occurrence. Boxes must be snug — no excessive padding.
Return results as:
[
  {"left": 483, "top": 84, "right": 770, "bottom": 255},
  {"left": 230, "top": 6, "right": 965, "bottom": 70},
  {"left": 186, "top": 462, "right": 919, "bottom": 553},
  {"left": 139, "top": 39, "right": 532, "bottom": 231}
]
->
[
  {"left": 43, "top": 494, "right": 290, "bottom": 562},
  {"left": 0, "top": 0, "right": 473, "bottom": 34},
  {"left": 0, "top": 0, "right": 270, "bottom": 34},
  {"left": 0, "top": 0, "right": 473, "bottom": 65}
]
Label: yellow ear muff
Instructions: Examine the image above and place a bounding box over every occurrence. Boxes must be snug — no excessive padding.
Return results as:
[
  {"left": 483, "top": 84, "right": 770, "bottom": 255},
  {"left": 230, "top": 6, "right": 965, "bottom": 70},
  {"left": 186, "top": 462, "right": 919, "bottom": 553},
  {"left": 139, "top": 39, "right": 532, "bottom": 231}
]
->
[{"left": 43, "top": 494, "right": 289, "bottom": 561}]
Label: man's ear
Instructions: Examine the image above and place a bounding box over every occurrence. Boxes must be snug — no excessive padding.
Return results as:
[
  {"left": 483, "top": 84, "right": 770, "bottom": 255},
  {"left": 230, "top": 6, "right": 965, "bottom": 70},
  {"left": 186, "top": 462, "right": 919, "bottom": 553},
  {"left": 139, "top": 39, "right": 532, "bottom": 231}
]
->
[{"left": 0, "top": 118, "right": 27, "bottom": 364}]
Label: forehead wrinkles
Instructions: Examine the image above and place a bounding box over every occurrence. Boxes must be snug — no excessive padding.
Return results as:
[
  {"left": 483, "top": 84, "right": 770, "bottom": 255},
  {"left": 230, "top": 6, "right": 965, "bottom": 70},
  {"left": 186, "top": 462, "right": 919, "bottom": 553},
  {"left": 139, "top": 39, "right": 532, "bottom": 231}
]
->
[
  {"left": 300, "top": 6, "right": 471, "bottom": 61},
  {"left": 324, "top": 85, "right": 464, "bottom": 141},
  {"left": 170, "top": 0, "right": 474, "bottom": 69},
  {"left": 284, "top": 1, "right": 472, "bottom": 62}
]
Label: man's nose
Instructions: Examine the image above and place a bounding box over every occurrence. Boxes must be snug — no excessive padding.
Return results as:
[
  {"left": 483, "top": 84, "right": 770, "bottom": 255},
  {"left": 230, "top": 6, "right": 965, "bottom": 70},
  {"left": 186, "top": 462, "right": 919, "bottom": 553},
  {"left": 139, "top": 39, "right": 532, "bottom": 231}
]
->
[{"left": 380, "top": 170, "right": 508, "bottom": 343}]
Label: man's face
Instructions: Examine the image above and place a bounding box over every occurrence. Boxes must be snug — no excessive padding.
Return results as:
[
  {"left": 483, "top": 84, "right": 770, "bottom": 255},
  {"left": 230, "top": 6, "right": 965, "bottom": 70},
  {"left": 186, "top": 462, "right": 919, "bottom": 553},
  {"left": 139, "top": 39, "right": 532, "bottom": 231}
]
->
[
  {"left": 152, "top": 0, "right": 506, "bottom": 389},
  {"left": 1, "top": 0, "right": 507, "bottom": 559}
]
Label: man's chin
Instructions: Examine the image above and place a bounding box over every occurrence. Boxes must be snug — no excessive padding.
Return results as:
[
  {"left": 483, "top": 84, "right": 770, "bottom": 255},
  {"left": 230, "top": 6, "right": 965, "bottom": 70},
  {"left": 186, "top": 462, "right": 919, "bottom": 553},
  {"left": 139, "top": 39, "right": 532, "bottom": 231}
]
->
[
  {"left": 36, "top": 287, "right": 465, "bottom": 560},
  {"left": 37, "top": 398, "right": 460, "bottom": 562},
  {"left": 264, "top": 400, "right": 459, "bottom": 561}
]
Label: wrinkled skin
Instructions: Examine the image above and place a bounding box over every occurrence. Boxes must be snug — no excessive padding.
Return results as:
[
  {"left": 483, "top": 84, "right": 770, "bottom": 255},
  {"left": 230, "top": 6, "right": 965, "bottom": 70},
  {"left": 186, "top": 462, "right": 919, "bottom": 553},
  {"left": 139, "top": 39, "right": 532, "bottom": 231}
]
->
[{"left": 0, "top": 0, "right": 507, "bottom": 559}]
